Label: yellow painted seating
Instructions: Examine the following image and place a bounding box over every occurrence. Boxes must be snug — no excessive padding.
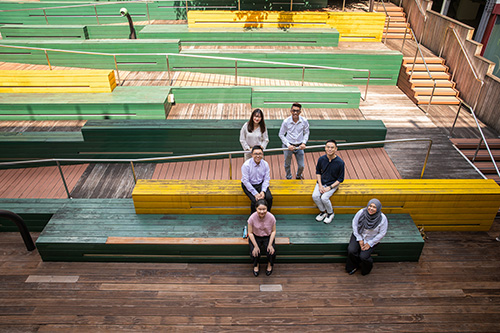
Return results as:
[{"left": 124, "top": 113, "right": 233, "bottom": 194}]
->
[
  {"left": 132, "top": 179, "right": 500, "bottom": 231},
  {"left": 0, "top": 70, "right": 116, "bottom": 93},
  {"left": 187, "top": 11, "right": 386, "bottom": 42}
]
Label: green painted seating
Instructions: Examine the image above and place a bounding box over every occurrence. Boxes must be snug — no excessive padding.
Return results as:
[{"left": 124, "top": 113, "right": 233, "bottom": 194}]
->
[
  {"left": 0, "top": 198, "right": 72, "bottom": 232},
  {"left": 0, "top": 86, "right": 171, "bottom": 120},
  {"left": 138, "top": 25, "right": 339, "bottom": 47},
  {"left": 33, "top": 197, "right": 423, "bottom": 262}
]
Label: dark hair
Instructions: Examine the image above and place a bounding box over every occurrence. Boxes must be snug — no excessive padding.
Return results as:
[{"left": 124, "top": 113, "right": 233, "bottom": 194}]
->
[
  {"left": 291, "top": 102, "right": 302, "bottom": 110},
  {"left": 326, "top": 139, "right": 337, "bottom": 147},
  {"left": 247, "top": 108, "right": 266, "bottom": 134},
  {"left": 251, "top": 145, "right": 263, "bottom": 153},
  {"left": 255, "top": 199, "right": 268, "bottom": 209}
]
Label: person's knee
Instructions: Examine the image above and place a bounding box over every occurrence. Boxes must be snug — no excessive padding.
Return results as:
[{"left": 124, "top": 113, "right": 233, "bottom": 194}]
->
[{"left": 360, "top": 251, "right": 372, "bottom": 262}]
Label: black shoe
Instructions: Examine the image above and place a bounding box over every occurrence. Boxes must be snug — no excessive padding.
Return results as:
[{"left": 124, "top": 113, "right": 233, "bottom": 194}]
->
[
  {"left": 266, "top": 268, "right": 273, "bottom": 276},
  {"left": 348, "top": 268, "right": 357, "bottom": 275},
  {"left": 253, "top": 267, "right": 259, "bottom": 277}
]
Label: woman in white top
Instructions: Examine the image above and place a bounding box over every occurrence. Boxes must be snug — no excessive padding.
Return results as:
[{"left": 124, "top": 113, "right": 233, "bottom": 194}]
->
[
  {"left": 346, "top": 198, "right": 388, "bottom": 276},
  {"left": 240, "top": 108, "right": 269, "bottom": 160}
]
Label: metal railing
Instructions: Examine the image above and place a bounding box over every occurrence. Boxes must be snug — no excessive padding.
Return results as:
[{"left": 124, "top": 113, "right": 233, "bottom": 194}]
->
[
  {"left": 401, "top": 0, "right": 428, "bottom": 51},
  {"left": 375, "top": 0, "right": 392, "bottom": 44},
  {"left": 0, "top": 0, "right": 329, "bottom": 22},
  {"left": 0, "top": 44, "right": 372, "bottom": 99},
  {"left": 0, "top": 138, "right": 433, "bottom": 199},
  {"left": 449, "top": 101, "right": 499, "bottom": 179}
]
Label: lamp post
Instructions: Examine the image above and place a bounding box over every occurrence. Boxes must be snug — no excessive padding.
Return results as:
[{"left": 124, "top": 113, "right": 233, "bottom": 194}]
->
[{"left": 120, "top": 8, "right": 137, "bottom": 39}]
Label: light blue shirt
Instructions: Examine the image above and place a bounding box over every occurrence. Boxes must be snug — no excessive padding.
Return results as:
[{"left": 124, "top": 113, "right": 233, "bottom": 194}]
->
[
  {"left": 352, "top": 209, "right": 388, "bottom": 247},
  {"left": 241, "top": 158, "right": 271, "bottom": 196},
  {"left": 279, "top": 115, "right": 310, "bottom": 147}
]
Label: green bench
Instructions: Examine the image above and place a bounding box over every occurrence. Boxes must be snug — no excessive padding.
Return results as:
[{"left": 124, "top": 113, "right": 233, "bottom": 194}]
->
[
  {"left": 0, "top": 86, "right": 171, "bottom": 120},
  {"left": 0, "top": 39, "right": 180, "bottom": 71},
  {"left": 0, "top": 119, "right": 386, "bottom": 161},
  {"left": 138, "top": 25, "right": 339, "bottom": 47},
  {"left": 0, "top": 198, "right": 72, "bottom": 232},
  {"left": 34, "top": 198, "right": 423, "bottom": 262}
]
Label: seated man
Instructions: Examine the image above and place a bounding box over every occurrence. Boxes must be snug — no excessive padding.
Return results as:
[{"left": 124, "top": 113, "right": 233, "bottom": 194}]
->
[{"left": 241, "top": 145, "right": 273, "bottom": 214}]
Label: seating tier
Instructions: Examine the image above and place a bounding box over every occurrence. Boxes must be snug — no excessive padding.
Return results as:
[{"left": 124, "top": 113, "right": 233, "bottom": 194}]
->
[
  {"left": 0, "top": 70, "right": 116, "bottom": 93},
  {"left": 0, "top": 119, "right": 385, "bottom": 161},
  {"left": 33, "top": 198, "right": 423, "bottom": 262},
  {"left": 187, "top": 11, "right": 386, "bottom": 42},
  {"left": 0, "top": 86, "right": 171, "bottom": 120},
  {"left": 132, "top": 179, "right": 500, "bottom": 231}
]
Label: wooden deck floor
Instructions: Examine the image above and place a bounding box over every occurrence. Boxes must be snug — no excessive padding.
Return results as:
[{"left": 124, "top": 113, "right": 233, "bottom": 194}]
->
[{"left": 1, "top": 221, "right": 499, "bottom": 331}]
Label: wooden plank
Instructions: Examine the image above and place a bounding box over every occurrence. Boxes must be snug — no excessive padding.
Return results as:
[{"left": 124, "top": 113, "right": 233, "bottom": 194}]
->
[{"left": 106, "top": 236, "right": 290, "bottom": 245}]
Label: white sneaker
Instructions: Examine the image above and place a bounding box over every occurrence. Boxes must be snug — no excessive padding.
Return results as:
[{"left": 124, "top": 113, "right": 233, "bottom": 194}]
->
[
  {"left": 323, "top": 213, "right": 335, "bottom": 224},
  {"left": 496, "top": 237, "right": 500, "bottom": 242},
  {"left": 315, "top": 212, "right": 327, "bottom": 222}
]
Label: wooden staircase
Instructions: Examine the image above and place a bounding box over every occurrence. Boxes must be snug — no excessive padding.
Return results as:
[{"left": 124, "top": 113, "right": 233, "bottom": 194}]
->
[
  {"left": 451, "top": 138, "right": 500, "bottom": 182},
  {"left": 398, "top": 56, "right": 461, "bottom": 105},
  {"left": 375, "top": 2, "right": 410, "bottom": 39}
]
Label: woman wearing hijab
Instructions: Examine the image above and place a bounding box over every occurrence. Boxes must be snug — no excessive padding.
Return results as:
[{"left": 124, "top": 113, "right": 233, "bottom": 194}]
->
[{"left": 346, "top": 198, "right": 388, "bottom": 276}]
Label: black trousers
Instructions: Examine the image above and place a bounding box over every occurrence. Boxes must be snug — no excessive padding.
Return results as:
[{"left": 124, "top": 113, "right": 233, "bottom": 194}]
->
[
  {"left": 346, "top": 233, "right": 377, "bottom": 275},
  {"left": 241, "top": 182, "right": 273, "bottom": 213},
  {"left": 249, "top": 235, "right": 276, "bottom": 267}
]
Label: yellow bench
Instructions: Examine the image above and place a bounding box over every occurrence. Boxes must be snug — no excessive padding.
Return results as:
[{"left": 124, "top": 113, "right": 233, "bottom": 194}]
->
[
  {"left": 132, "top": 179, "right": 500, "bottom": 231},
  {"left": 187, "top": 11, "right": 386, "bottom": 42},
  {"left": 0, "top": 70, "right": 116, "bottom": 93}
]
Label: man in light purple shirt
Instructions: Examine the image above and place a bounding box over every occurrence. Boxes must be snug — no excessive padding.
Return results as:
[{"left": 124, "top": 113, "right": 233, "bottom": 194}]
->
[
  {"left": 279, "top": 102, "right": 310, "bottom": 180},
  {"left": 241, "top": 145, "right": 273, "bottom": 213}
]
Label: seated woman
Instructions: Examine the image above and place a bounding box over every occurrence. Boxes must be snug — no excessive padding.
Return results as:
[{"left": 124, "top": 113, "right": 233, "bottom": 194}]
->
[
  {"left": 247, "top": 199, "right": 276, "bottom": 277},
  {"left": 346, "top": 198, "right": 388, "bottom": 276}
]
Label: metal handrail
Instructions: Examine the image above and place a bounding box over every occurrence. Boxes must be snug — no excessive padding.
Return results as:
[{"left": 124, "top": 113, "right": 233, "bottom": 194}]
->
[
  {"left": 401, "top": 26, "right": 437, "bottom": 112},
  {"left": 449, "top": 101, "right": 499, "bottom": 179},
  {"left": 401, "top": 0, "right": 428, "bottom": 51},
  {"left": 375, "top": 0, "right": 391, "bottom": 44},
  {"left": 0, "top": 44, "right": 372, "bottom": 99},
  {"left": 0, "top": 138, "right": 433, "bottom": 199}
]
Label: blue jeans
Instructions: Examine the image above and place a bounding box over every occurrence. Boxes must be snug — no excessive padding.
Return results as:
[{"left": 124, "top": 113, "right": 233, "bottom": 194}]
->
[{"left": 283, "top": 147, "right": 305, "bottom": 179}]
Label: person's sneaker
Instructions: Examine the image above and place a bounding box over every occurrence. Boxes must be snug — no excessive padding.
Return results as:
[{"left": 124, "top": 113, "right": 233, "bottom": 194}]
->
[
  {"left": 496, "top": 237, "right": 500, "bottom": 242},
  {"left": 315, "top": 212, "right": 327, "bottom": 222},
  {"left": 295, "top": 175, "right": 304, "bottom": 180},
  {"left": 323, "top": 213, "right": 335, "bottom": 224}
]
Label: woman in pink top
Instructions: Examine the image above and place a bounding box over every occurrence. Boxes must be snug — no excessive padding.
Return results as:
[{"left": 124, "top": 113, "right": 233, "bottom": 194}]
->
[{"left": 247, "top": 199, "right": 276, "bottom": 277}]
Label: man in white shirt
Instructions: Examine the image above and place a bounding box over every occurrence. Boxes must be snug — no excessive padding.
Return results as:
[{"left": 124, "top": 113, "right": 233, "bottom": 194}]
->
[
  {"left": 241, "top": 145, "right": 273, "bottom": 213},
  {"left": 278, "top": 103, "right": 310, "bottom": 180}
]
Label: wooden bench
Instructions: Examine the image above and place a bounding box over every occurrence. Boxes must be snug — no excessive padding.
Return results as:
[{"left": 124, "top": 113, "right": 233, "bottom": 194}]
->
[
  {"left": 0, "top": 86, "right": 171, "bottom": 120},
  {"left": 132, "top": 179, "right": 500, "bottom": 231},
  {"left": 138, "top": 25, "right": 339, "bottom": 47},
  {"left": 0, "top": 70, "right": 116, "bottom": 94},
  {"left": 0, "top": 198, "right": 72, "bottom": 232},
  {"left": 187, "top": 11, "right": 386, "bottom": 41},
  {"left": 33, "top": 197, "right": 423, "bottom": 262},
  {"left": 0, "top": 25, "right": 89, "bottom": 40}
]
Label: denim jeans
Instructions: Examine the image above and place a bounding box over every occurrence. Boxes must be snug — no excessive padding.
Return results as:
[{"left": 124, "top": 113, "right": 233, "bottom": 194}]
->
[{"left": 283, "top": 147, "right": 305, "bottom": 179}]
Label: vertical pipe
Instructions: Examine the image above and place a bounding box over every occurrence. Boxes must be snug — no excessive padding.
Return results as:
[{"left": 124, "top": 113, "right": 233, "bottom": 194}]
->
[
  {"left": 301, "top": 66, "right": 305, "bottom": 86},
  {"left": 234, "top": 60, "right": 238, "bottom": 86},
  {"left": 166, "top": 55, "right": 172, "bottom": 84},
  {"left": 185, "top": 0, "right": 189, "bottom": 17},
  {"left": 384, "top": 16, "right": 390, "bottom": 44},
  {"left": 420, "top": 140, "right": 432, "bottom": 179},
  {"left": 56, "top": 161, "right": 72, "bottom": 199},
  {"left": 146, "top": 1, "right": 151, "bottom": 25},
  {"left": 229, "top": 154, "right": 233, "bottom": 180},
  {"left": 130, "top": 162, "right": 137, "bottom": 184},
  {"left": 113, "top": 55, "right": 121, "bottom": 85},
  {"left": 472, "top": 137, "right": 483, "bottom": 162},
  {"left": 449, "top": 101, "right": 462, "bottom": 138},
  {"left": 342, "top": 0, "right": 346, "bottom": 11},
  {"left": 238, "top": 0, "right": 241, "bottom": 11},
  {"left": 94, "top": 5, "right": 100, "bottom": 25},
  {"left": 364, "top": 71, "right": 371, "bottom": 101},
  {"left": 44, "top": 50, "right": 52, "bottom": 70},
  {"left": 43, "top": 9, "right": 49, "bottom": 25},
  {"left": 290, "top": 0, "right": 293, "bottom": 11},
  {"left": 427, "top": 79, "right": 436, "bottom": 113}
]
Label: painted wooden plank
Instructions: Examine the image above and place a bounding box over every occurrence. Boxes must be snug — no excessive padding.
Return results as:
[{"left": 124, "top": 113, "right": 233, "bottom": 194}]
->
[{"left": 106, "top": 236, "right": 290, "bottom": 245}]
